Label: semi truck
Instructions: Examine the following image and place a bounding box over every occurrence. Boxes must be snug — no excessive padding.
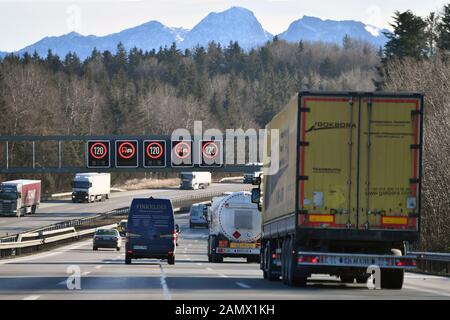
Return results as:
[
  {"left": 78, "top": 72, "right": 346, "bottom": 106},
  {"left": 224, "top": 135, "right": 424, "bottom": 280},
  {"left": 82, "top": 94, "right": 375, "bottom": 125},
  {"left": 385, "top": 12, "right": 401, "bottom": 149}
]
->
[
  {"left": 0, "top": 180, "right": 41, "bottom": 217},
  {"left": 72, "top": 173, "right": 111, "bottom": 203},
  {"left": 180, "top": 172, "right": 211, "bottom": 190},
  {"left": 243, "top": 162, "right": 263, "bottom": 184},
  {"left": 252, "top": 91, "right": 423, "bottom": 289},
  {"left": 207, "top": 191, "right": 261, "bottom": 263}
]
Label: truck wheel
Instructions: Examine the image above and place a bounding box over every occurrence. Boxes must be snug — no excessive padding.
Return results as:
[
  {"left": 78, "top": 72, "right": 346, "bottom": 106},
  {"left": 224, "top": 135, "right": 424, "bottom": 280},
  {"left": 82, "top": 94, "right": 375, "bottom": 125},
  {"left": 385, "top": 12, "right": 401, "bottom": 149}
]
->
[
  {"left": 281, "top": 239, "right": 289, "bottom": 285},
  {"left": 31, "top": 205, "right": 36, "bottom": 215},
  {"left": 381, "top": 269, "right": 404, "bottom": 289},
  {"left": 93, "top": 246, "right": 98, "bottom": 251},
  {"left": 208, "top": 254, "right": 212, "bottom": 263},
  {"left": 356, "top": 275, "right": 369, "bottom": 284},
  {"left": 266, "top": 247, "right": 279, "bottom": 281},
  {"left": 340, "top": 276, "right": 355, "bottom": 284},
  {"left": 168, "top": 256, "right": 175, "bottom": 265},
  {"left": 247, "top": 256, "right": 260, "bottom": 263},
  {"left": 106, "top": 194, "right": 109, "bottom": 199},
  {"left": 125, "top": 255, "right": 132, "bottom": 264},
  {"left": 285, "top": 238, "right": 307, "bottom": 287}
]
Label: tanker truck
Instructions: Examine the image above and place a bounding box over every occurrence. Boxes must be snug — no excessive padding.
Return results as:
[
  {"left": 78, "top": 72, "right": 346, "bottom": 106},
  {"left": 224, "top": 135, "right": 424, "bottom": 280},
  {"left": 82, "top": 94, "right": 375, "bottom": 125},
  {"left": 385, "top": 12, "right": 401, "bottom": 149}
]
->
[
  {"left": 252, "top": 91, "right": 423, "bottom": 289},
  {"left": 207, "top": 191, "right": 261, "bottom": 263}
]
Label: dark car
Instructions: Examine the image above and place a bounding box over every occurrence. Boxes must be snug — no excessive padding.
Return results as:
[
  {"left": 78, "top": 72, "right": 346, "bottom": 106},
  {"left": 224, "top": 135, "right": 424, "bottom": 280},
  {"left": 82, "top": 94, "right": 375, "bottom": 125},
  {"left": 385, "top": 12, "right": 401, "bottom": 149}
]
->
[
  {"left": 189, "top": 204, "right": 208, "bottom": 228},
  {"left": 93, "top": 228, "right": 122, "bottom": 251},
  {"left": 125, "top": 197, "right": 178, "bottom": 265}
]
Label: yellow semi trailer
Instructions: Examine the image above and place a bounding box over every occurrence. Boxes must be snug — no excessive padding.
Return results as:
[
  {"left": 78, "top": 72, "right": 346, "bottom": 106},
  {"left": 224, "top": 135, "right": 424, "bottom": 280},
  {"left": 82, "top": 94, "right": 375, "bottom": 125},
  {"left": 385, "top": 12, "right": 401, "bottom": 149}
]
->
[{"left": 253, "top": 91, "right": 423, "bottom": 289}]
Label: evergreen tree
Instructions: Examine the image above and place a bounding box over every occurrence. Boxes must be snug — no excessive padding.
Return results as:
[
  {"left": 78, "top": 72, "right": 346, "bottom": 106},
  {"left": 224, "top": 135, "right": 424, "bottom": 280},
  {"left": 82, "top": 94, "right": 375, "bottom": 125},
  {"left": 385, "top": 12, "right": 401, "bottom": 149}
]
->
[
  {"left": 63, "top": 52, "right": 82, "bottom": 75},
  {"left": 343, "top": 34, "right": 353, "bottom": 50},
  {"left": 438, "top": 4, "right": 450, "bottom": 52},
  {"left": 383, "top": 10, "right": 428, "bottom": 60},
  {"left": 45, "top": 49, "right": 62, "bottom": 72}
]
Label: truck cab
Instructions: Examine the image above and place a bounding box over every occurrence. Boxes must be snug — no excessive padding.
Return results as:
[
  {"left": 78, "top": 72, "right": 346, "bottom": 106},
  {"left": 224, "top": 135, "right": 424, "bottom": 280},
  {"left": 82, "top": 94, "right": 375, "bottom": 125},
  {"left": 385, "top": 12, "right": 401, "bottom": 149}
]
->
[
  {"left": 243, "top": 163, "right": 263, "bottom": 184},
  {"left": 72, "top": 173, "right": 110, "bottom": 203},
  {"left": 180, "top": 172, "right": 211, "bottom": 190},
  {"left": 0, "top": 180, "right": 41, "bottom": 217}
]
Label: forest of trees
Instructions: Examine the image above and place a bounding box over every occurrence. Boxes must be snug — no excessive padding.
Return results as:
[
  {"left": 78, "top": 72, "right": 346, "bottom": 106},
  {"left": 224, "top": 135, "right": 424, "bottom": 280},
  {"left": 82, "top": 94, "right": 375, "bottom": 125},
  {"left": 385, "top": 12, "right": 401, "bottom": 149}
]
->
[{"left": 1, "top": 4, "right": 450, "bottom": 251}]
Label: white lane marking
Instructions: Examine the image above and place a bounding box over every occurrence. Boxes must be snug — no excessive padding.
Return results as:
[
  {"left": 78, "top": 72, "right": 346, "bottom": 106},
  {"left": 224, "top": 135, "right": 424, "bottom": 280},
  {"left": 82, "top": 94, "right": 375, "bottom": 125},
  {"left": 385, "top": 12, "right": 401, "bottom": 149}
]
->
[
  {"left": 82, "top": 271, "right": 90, "bottom": 276},
  {"left": 0, "top": 240, "right": 92, "bottom": 265},
  {"left": 159, "top": 265, "right": 172, "bottom": 301},
  {"left": 403, "top": 284, "right": 450, "bottom": 297},
  {"left": 95, "top": 265, "right": 102, "bottom": 269},
  {"left": 236, "top": 282, "right": 251, "bottom": 289},
  {"left": 196, "top": 263, "right": 203, "bottom": 266},
  {"left": 205, "top": 266, "right": 227, "bottom": 278},
  {"left": 23, "top": 295, "right": 40, "bottom": 300}
]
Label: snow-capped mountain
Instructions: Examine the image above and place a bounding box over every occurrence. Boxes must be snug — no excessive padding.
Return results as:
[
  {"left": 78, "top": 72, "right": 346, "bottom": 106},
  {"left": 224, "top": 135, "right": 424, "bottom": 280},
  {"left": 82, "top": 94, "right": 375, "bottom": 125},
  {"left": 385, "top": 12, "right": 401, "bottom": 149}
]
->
[
  {"left": 279, "top": 16, "right": 388, "bottom": 48},
  {"left": 1, "top": 8, "right": 391, "bottom": 60},
  {"left": 180, "top": 7, "right": 272, "bottom": 50},
  {"left": 15, "top": 21, "right": 188, "bottom": 60}
]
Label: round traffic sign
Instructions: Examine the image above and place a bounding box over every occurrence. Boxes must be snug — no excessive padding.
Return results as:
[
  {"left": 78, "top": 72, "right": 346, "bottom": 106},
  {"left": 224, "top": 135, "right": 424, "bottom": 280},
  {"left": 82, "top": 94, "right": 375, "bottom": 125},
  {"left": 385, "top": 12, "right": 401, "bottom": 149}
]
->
[
  {"left": 174, "top": 141, "right": 191, "bottom": 159},
  {"left": 202, "top": 141, "right": 218, "bottom": 160},
  {"left": 118, "top": 142, "right": 136, "bottom": 159},
  {"left": 90, "top": 142, "right": 108, "bottom": 160},
  {"left": 146, "top": 142, "right": 164, "bottom": 159}
]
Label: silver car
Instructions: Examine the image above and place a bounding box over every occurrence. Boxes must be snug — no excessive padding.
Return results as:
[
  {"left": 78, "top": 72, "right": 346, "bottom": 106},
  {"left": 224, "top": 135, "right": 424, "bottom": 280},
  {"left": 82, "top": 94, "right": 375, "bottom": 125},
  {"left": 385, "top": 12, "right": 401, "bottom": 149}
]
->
[
  {"left": 93, "top": 228, "right": 122, "bottom": 251},
  {"left": 189, "top": 204, "right": 209, "bottom": 228}
]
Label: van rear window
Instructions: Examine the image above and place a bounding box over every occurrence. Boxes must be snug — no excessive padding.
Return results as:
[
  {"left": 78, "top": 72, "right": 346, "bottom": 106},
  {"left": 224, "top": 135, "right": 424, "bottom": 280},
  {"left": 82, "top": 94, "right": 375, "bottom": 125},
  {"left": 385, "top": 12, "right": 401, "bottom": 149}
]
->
[{"left": 128, "top": 198, "right": 174, "bottom": 232}]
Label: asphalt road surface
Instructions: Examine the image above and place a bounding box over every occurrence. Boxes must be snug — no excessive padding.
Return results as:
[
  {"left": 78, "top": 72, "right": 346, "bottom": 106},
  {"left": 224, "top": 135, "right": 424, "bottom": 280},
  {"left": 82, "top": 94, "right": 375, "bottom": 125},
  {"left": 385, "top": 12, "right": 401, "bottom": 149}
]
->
[
  {"left": 0, "top": 183, "right": 251, "bottom": 237},
  {"left": 0, "top": 212, "right": 449, "bottom": 300}
]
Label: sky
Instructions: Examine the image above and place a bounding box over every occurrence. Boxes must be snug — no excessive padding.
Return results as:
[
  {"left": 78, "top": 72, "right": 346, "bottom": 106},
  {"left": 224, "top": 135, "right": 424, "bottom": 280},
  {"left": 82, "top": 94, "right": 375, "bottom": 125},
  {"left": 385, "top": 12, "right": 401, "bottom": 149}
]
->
[{"left": 0, "top": 0, "right": 448, "bottom": 52}]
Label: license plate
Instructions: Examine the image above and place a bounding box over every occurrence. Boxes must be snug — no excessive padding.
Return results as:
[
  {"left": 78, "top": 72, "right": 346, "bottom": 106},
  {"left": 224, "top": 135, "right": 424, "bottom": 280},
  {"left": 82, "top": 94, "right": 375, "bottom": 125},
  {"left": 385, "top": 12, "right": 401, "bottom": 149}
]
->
[
  {"left": 230, "top": 243, "right": 256, "bottom": 249},
  {"left": 133, "top": 245, "right": 147, "bottom": 250}
]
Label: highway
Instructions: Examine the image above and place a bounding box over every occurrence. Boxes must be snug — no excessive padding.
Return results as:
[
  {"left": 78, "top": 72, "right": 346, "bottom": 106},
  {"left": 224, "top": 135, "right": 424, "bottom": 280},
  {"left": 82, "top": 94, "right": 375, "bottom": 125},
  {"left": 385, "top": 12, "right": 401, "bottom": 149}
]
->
[
  {"left": 0, "top": 182, "right": 250, "bottom": 237},
  {"left": 0, "top": 212, "right": 449, "bottom": 300}
]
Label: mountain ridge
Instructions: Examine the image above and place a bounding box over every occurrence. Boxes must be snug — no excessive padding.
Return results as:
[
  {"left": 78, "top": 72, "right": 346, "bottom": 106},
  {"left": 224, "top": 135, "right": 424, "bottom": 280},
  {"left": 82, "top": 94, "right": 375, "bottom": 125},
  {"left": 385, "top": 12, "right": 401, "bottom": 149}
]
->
[{"left": 2, "top": 7, "right": 389, "bottom": 60}]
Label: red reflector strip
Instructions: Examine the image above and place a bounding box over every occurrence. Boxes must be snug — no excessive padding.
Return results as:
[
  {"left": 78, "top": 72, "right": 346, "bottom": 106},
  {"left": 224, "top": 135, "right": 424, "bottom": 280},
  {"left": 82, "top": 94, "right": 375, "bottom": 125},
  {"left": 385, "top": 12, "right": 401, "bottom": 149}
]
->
[
  {"left": 219, "top": 240, "right": 229, "bottom": 247},
  {"left": 396, "top": 258, "right": 416, "bottom": 267},
  {"left": 298, "top": 256, "right": 319, "bottom": 263}
]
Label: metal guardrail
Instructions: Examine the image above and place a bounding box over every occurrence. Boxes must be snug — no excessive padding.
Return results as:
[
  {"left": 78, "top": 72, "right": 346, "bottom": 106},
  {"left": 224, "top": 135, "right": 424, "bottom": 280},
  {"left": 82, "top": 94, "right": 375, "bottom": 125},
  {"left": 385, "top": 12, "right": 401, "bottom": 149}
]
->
[
  {"left": 409, "top": 252, "right": 450, "bottom": 276},
  {"left": 0, "top": 187, "right": 248, "bottom": 257}
]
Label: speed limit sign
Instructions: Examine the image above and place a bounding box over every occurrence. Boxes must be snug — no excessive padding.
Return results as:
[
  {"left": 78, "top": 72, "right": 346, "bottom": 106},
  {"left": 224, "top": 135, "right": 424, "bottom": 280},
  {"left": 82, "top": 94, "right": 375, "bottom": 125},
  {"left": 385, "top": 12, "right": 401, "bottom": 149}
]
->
[
  {"left": 86, "top": 140, "right": 111, "bottom": 168},
  {"left": 200, "top": 140, "right": 222, "bottom": 167}
]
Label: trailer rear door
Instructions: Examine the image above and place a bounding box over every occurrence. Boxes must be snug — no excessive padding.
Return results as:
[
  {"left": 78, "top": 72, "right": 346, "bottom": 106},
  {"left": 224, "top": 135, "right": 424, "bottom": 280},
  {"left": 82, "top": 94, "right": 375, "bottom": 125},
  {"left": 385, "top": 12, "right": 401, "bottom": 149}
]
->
[
  {"left": 298, "top": 95, "right": 359, "bottom": 229},
  {"left": 358, "top": 97, "right": 421, "bottom": 231},
  {"left": 298, "top": 93, "right": 422, "bottom": 231}
]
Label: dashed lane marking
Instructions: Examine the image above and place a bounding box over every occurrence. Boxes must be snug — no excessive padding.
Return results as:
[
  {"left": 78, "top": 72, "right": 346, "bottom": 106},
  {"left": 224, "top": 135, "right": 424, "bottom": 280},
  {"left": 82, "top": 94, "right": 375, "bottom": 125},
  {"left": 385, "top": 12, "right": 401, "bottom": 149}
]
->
[
  {"left": 159, "top": 265, "right": 172, "bottom": 300},
  {"left": 236, "top": 282, "right": 251, "bottom": 289}
]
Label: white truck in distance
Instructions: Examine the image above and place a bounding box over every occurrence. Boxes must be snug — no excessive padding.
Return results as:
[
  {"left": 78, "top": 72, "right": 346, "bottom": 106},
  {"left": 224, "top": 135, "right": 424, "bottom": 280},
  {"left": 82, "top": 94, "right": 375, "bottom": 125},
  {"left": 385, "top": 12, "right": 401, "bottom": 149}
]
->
[
  {"left": 0, "top": 180, "right": 41, "bottom": 217},
  {"left": 180, "top": 172, "right": 211, "bottom": 190},
  {"left": 243, "top": 162, "right": 263, "bottom": 184},
  {"left": 72, "top": 173, "right": 111, "bottom": 203},
  {"left": 207, "top": 191, "right": 261, "bottom": 263}
]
